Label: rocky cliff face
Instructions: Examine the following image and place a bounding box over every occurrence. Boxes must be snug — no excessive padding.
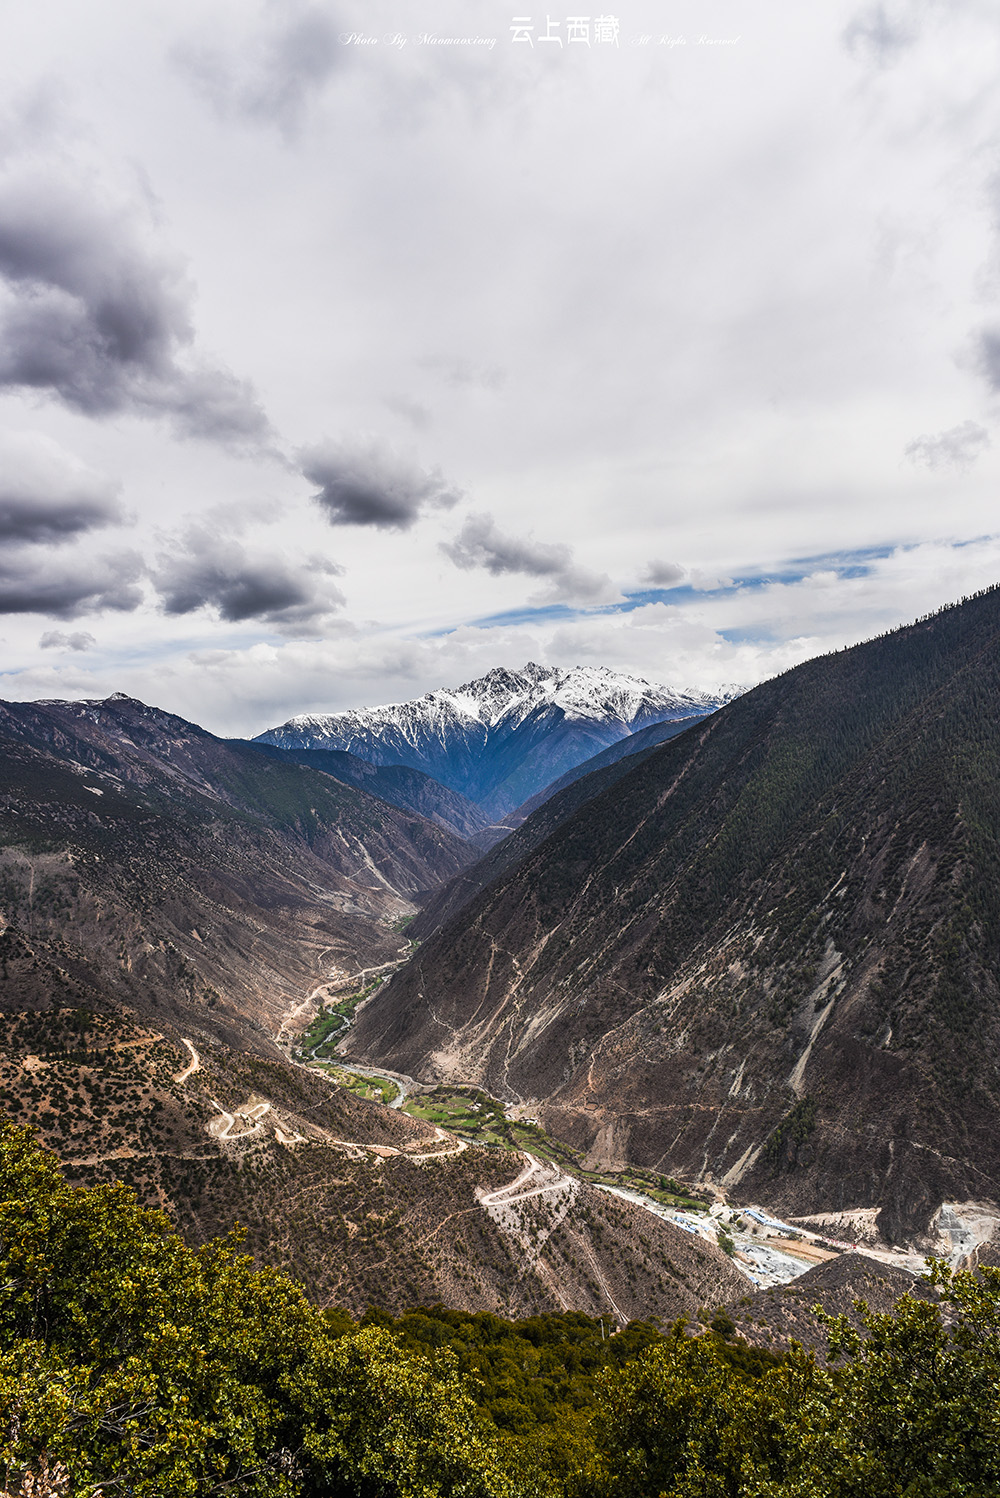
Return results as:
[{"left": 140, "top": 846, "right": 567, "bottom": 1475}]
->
[
  {"left": 256, "top": 664, "right": 735, "bottom": 818},
  {"left": 348, "top": 589, "right": 1000, "bottom": 1241}
]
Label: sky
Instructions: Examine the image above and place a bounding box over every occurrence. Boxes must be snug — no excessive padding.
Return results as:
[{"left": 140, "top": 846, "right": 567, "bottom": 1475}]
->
[{"left": 1, "top": 0, "right": 999, "bottom": 735}]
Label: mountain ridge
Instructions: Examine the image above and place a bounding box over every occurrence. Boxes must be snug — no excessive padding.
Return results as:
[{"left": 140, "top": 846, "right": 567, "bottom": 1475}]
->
[
  {"left": 347, "top": 588, "right": 1000, "bottom": 1242},
  {"left": 256, "top": 663, "right": 739, "bottom": 818}
]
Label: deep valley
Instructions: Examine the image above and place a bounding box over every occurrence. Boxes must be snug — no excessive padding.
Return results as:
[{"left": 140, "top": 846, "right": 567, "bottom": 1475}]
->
[{"left": 4, "top": 623, "right": 1000, "bottom": 1493}]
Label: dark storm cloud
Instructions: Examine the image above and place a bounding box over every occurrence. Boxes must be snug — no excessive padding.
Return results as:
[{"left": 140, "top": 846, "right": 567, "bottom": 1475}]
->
[
  {"left": 641, "top": 560, "right": 686, "bottom": 588},
  {"left": 441, "top": 513, "right": 617, "bottom": 605},
  {"left": 301, "top": 440, "right": 463, "bottom": 530},
  {"left": 904, "top": 420, "right": 990, "bottom": 471},
  {"left": 152, "top": 530, "right": 344, "bottom": 631},
  {"left": 843, "top": 3, "right": 919, "bottom": 67},
  {"left": 0, "top": 174, "right": 270, "bottom": 444},
  {"left": 0, "top": 468, "right": 121, "bottom": 544},
  {"left": 176, "top": 3, "right": 344, "bottom": 139},
  {"left": 0, "top": 551, "right": 143, "bottom": 618},
  {"left": 0, "top": 485, "right": 119, "bottom": 544},
  {"left": 442, "top": 512, "right": 572, "bottom": 578}
]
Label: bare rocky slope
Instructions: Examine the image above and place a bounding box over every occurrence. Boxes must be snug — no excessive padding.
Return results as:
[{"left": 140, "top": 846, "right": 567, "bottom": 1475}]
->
[
  {"left": 349, "top": 588, "right": 1000, "bottom": 1242},
  {"left": 0, "top": 693, "right": 474, "bottom": 1037}
]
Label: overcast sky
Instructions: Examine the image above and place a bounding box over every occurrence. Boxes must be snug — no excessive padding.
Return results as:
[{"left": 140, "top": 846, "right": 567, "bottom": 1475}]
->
[{"left": 0, "top": 0, "right": 999, "bottom": 734}]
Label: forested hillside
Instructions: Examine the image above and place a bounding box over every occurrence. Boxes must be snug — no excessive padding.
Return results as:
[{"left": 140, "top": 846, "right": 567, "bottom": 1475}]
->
[{"left": 351, "top": 588, "right": 1000, "bottom": 1239}]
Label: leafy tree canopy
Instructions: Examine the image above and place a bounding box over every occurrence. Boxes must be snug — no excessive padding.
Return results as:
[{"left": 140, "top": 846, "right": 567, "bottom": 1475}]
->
[{"left": 3, "top": 1121, "right": 1000, "bottom": 1497}]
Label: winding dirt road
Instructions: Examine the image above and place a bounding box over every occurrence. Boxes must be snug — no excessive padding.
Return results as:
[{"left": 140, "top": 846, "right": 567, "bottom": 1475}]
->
[
  {"left": 208, "top": 1099, "right": 271, "bottom": 1140},
  {"left": 174, "top": 1038, "right": 200, "bottom": 1085},
  {"left": 477, "top": 1153, "right": 574, "bottom": 1208}
]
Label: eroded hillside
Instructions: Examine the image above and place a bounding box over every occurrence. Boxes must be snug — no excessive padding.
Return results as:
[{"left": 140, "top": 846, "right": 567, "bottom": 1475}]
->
[
  {"left": 349, "top": 588, "right": 1000, "bottom": 1240},
  {"left": 0, "top": 926, "right": 742, "bottom": 1321},
  {"left": 0, "top": 693, "right": 473, "bottom": 1037}
]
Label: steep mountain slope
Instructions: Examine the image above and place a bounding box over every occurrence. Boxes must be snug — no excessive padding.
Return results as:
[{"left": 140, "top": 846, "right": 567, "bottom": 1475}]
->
[
  {"left": 495, "top": 713, "right": 706, "bottom": 833},
  {"left": 349, "top": 588, "right": 1000, "bottom": 1241},
  {"left": 410, "top": 714, "right": 712, "bottom": 942},
  {"left": 237, "top": 739, "right": 492, "bottom": 841},
  {"left": 0, "top": 693, "right": 473, "bottom": 1038},
  {"left": 0, "top": 692, "right": 744, "bottom": 1322},
  {"left": 256, "top": 664, "right": 733, "bottom": 819}
]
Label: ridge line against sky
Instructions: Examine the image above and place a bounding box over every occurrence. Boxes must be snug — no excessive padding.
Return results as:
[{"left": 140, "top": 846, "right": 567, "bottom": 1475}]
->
[{"left": 1, "top": 0, "right": 1000, "bottom": 736}]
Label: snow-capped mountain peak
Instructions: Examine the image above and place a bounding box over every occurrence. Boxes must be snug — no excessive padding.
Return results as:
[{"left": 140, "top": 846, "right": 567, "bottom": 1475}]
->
[{"left": 256, "top": 665, "right": 740, "bottom": 817}]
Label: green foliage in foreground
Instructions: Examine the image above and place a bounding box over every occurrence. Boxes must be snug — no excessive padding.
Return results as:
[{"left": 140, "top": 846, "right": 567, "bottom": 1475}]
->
[
  {"left": 359, "top": 1305, "right": 779, "bottom": 1486},
  {"left": 3, "top": 1120, "right": 1000, "bottom": 1496},
  {"left": 0, "top": 1124, "right": 515, "bottom": 1498}
]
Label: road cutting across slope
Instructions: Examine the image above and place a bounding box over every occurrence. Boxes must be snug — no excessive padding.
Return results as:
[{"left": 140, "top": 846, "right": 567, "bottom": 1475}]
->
[
  {"left": 174, "top": 1038, "right": 199, "bottom": 1084},
  {"left": 477, "top": 1152, "right": 574, "bottom": 1208}
]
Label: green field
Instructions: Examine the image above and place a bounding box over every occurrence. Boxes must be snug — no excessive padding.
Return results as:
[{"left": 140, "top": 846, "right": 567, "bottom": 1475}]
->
[
  {"left": 312, "top": 1062, "right": 399, "bottom": 1105},
  {"left": 297, "top": 977, "right": 388, "bottom": 1061},
  {"left": 403, "top": 1087, "right": 708, "bottom": 1209},
  {"left": 404, "top": 1088, "right": 509, "bottom": 1147}
]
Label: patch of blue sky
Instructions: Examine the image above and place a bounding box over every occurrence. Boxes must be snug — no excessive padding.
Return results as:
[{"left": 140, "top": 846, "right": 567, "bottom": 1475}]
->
[
  {"left": 425, "top": 544, "right": 905, "bottom": 637},
  {"left": 618, "top": 585, "right": 706, "bottom": 610},
  {"left": 717, "top": 625, "right": 782, "bottom": 644},
  {"left": 621, "top": 544, "right": 897, "bottom": 611},
  {"left": 953, "top": 534, "right": 993, "bottom": 550},
  {"left": 780, "top": 543, "right": 896, "bottom": 573},
  {"left": 421, "top": 602, "right": 581, "bottom": 636}
]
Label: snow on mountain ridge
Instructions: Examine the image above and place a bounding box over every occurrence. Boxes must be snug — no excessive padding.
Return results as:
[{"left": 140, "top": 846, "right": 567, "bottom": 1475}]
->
[
  {"left": 255, "top": 665, "right": 742, "bottom": 816},
  {"left": 272, "top": 663, "right": 716, "bottom": 738}
]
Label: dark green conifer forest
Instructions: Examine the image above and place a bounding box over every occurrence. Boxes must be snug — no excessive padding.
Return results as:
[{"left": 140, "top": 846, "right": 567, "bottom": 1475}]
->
[{"left": 3, "top": 1124, "right": 1000, "bottom": 1497}]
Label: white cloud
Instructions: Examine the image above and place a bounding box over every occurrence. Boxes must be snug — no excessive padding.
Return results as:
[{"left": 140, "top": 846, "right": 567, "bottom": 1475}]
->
[
  {"left": 0, "top": 0, "right": 997, "bottom": 726},
  {"left": 904, "top": 421, "right": 990, "bottom": 470},
  {"left": 2, "top": 536, "right": 998, "bottom": 736},
  {"left": 641, "top": 561, "right": 686, "bottom": 588}
]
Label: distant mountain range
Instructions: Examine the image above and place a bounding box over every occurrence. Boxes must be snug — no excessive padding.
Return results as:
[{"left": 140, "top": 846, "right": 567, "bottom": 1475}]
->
[
  {"left": 349, "top": 588, "right": 1000, "bottom": 1243},
  {"left": 255, "top": 663, "right": 739, "bottom": 820}
]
